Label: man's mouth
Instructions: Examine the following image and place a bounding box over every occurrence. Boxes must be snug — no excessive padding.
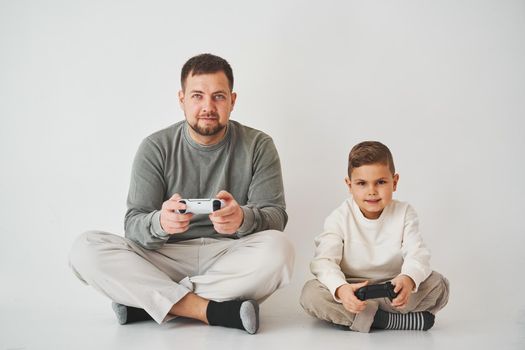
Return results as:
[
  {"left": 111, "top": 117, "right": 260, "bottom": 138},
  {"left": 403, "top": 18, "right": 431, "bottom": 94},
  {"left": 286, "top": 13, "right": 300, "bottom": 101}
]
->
[{"left": 199, "top": 114, "right": 219, "bottom": 120}]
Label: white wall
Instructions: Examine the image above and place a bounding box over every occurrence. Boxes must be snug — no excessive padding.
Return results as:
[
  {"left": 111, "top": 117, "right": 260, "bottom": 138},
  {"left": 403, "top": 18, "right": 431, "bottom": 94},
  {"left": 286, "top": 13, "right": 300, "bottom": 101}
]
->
[{"left": 1, "top": 0, "right": 524, "bottom": 321}]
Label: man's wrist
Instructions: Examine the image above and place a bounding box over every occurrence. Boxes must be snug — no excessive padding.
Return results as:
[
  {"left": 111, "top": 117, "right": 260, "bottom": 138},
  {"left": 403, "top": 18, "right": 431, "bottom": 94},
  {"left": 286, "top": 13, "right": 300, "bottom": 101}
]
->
[
  {"left": 237, "top": 206, "right": 254, "bottom": 235},
  {"left": 151, "top": 211, "right": 169, "bottom": 239}
]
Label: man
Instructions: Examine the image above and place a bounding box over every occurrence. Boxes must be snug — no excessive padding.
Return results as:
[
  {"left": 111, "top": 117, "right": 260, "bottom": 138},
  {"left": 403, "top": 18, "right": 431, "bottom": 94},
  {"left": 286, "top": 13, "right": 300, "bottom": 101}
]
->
[{"left": 69, "top": 53, "right": 294, "bottom": 334}]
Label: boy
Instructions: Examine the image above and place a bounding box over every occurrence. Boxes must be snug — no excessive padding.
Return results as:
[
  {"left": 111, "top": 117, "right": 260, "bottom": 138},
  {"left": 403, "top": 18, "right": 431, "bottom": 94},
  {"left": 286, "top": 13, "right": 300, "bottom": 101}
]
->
[{"left": 300, "top": 141, "right": 449, "bottom": 333}]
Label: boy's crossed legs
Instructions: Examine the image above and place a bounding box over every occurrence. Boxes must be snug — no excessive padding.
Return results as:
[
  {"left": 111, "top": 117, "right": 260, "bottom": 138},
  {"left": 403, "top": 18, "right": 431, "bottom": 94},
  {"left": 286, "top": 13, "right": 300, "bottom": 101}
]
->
[{"left": 300, "top": 271, "right": 449, "bottom": 333}]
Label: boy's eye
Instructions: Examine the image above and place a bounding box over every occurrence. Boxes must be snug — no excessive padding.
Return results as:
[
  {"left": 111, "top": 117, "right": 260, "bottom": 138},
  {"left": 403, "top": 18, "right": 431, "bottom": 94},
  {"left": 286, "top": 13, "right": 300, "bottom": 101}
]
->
[
  {"left": 378, "top": 180, "right": 386, "bottom": 185},
  {"left": 356, "top": 182, "right": 365, "bottom": 186}
]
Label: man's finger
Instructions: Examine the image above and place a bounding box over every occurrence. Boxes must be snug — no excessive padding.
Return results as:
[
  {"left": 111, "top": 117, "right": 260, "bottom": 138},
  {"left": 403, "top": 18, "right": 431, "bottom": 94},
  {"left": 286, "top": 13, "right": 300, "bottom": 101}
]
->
[
  {"left": 215, "top": 190, "right": 233, "bottom": 201},
  {"left": 169, "top": 193, "right": 182, "bottom": 201}
]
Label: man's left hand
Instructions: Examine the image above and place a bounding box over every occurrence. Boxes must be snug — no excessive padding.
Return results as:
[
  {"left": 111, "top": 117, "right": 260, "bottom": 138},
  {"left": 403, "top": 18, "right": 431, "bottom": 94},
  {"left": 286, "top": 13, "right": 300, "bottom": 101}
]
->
[{"left": 209, "top": 190, "right": 244, "bottom": 234}]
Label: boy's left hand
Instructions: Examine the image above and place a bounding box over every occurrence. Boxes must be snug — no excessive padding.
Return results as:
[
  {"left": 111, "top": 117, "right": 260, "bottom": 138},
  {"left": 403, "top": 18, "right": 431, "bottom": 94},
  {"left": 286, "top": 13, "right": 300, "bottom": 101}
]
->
[{"left": 390, "top": 274, "right": 415, "bottom": 309}]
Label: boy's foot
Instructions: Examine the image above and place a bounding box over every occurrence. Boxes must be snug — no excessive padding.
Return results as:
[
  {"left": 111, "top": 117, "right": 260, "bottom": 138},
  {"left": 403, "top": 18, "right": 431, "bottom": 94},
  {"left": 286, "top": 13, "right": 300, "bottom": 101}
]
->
[
  {"left": 206, "top": 299, "right": 260, "bottom": 334},
  {"left": 111, "top": 302, "right": 153, "bottom": 325},
  {"left": 372, "top": 309, "right": 435, "bottom": 331}
]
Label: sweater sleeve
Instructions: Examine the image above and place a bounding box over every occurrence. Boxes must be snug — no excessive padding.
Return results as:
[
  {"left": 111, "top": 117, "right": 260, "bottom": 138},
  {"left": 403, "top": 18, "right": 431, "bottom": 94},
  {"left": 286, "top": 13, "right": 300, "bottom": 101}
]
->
[
  {"left": 310, "top": 211, "right": 348, "bottom": 301},
  {"left": 124, "top": 138, "right": 170, "bottom": 250},
  {"left": 400, "top": 205, "right": 432, "bottom": 291},
  {"left": 236, "top": 137, "right": 288, "bottom": 236}
]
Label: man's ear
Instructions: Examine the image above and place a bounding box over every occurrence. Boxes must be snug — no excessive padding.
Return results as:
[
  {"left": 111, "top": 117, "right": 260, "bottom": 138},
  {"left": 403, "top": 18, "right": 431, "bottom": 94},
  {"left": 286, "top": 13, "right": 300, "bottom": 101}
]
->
[
  {"left": 230, "top": 92, "right": 237, "bottom": 110},
  {"left": 393, "top": 173, "right": 400, "bottom": 191},
  {"left": 178, "top": 90, "right": 185, "bottom": 107}
]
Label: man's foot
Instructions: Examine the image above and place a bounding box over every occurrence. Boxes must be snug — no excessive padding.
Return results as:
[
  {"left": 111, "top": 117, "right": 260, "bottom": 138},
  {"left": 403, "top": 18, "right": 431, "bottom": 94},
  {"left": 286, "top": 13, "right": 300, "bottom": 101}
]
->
[
  {"left": 372, "top": 309, "right": 435, "bottom": 331},
  {"left": 206, "top": 299, "right": 260, "bottom": 334},
  {"left": 111, "top": 302, "right": 153, "bottom": 325}
]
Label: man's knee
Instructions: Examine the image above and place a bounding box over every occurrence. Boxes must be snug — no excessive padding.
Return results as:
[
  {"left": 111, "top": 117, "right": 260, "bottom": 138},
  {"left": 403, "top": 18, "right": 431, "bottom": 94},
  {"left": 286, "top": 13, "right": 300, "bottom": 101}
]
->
[
  {"left": 251, "top": 230, "right": 295, "bottom": 275},
  {"left": 69, "top": 231, "right": 123, "bottom": 278}
]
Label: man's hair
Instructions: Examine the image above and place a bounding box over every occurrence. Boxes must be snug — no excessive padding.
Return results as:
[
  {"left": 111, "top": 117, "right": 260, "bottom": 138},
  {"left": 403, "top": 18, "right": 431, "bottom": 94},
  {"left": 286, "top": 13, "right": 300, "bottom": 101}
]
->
[
  {"left": 181, "top": 53, "right": 234, "bottom": 91},
  {"left": 348, "top": 141, "right": 396, "bottom": 178}
]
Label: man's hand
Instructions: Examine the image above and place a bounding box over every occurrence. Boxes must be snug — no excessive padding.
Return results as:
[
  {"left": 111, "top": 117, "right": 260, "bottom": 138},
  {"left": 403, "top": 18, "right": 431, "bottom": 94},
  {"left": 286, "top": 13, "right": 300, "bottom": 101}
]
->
[
  {"left": 159, "top": 193, "right": 193, "bottom": 234},
  {"left": 335, "top": 281, "right": 369, "bottom": 314},
  {"left": 209, "top": 190, "right": 244, "bottom": 234},
  {"left": 390, "top": 274, "right": 415, "bottom": 309}
]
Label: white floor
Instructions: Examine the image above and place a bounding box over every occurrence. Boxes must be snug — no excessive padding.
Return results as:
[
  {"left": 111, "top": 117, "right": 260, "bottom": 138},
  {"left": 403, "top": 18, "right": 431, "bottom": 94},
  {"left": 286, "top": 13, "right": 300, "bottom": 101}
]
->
[{"left": 2, "top": 275, "right": 524, "bottom": 350}]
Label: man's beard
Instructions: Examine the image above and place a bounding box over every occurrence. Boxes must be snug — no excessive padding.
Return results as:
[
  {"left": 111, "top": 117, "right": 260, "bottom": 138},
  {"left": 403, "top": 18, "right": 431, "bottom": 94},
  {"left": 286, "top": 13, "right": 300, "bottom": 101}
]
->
[{"left": 188, "top": 115, "right": 226, "bottom": 136}]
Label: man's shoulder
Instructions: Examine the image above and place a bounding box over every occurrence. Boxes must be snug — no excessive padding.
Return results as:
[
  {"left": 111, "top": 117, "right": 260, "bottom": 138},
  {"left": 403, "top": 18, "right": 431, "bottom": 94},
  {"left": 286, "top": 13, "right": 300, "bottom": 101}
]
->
[
  {"left": 145, "top": 121, "right": 185, "bottom": 143},
  {"left": 230, "top": 120, "right": 273, "bottom": 143}
]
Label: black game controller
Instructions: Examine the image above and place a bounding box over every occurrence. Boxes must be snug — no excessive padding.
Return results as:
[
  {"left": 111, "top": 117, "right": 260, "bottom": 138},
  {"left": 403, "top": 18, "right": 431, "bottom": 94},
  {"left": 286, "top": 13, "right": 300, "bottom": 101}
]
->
[{"left": 355, "top": 282, "right": 398, "bottom": 301}]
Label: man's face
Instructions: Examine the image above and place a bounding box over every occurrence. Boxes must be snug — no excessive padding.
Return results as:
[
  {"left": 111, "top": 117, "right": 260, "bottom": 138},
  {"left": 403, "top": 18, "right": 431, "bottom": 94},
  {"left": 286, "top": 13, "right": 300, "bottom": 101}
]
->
[
  {"left": 179, "top": 71, "right": 236, "bottom": 145},
  {"left": 346, "top": 163, "right": 399, "bottom": 220}
]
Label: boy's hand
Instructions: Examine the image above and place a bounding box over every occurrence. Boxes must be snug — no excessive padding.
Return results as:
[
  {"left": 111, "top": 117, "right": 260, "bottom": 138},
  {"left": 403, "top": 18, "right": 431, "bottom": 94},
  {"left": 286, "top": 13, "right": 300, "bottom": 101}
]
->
[
  {"left": 335, "top": 281, "right": 369, "bottom": 314},
  {"left": 390, "top": 274, "right": 415, "bottom": 309}
]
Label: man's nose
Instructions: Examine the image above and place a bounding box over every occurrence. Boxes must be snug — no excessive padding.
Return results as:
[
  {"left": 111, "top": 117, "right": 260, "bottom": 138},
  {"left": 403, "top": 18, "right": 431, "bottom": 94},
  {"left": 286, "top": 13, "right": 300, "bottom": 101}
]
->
[{"left": 202, "top": 97, "right": 216, "bottom": 113}]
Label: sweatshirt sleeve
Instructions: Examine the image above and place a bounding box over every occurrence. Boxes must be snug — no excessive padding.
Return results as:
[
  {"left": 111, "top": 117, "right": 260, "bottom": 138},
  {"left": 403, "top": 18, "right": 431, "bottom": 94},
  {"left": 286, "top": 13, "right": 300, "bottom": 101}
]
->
[
  {"left": 310, "top": 210, "right": 348, "bottom": 301},
  {"left": 236, "top": 136, "right": 288, "bottom": 236},
  {"left": 124, "top": 138, "right": 170, "bottom": 250},
  {"left": 400, "top": 205, "right": 432, "bottom": 291}
]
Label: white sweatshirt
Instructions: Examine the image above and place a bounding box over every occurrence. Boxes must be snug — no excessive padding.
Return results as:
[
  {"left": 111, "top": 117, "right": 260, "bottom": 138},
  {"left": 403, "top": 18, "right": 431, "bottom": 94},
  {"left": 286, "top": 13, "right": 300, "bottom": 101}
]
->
[{"left": 310, "top": 197, "right": 431, "bottom": 299}]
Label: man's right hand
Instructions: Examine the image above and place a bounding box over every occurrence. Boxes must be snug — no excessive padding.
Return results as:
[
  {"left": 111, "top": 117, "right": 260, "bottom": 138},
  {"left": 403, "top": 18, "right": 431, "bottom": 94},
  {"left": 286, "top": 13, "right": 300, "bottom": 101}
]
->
[{"left": 159, "top": 193, "right": 193, "bottom": 234}]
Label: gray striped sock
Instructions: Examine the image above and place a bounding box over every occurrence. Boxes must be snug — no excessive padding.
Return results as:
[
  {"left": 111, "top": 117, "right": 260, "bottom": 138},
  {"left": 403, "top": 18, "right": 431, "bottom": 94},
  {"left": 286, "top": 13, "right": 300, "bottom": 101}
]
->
[{"left": 373, "top": 309, "right": 435, "bottom": 331}]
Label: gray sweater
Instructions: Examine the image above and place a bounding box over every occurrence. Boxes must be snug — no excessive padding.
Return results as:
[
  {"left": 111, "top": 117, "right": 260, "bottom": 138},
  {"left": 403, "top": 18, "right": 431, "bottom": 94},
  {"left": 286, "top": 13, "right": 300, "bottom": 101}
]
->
[{"left": 124, "top": 120, "right": 287, "bottom": 249}]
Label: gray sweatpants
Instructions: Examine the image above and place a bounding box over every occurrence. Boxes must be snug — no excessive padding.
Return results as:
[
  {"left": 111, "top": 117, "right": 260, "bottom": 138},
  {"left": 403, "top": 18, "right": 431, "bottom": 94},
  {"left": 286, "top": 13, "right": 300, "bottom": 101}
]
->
[
  {"left": 300, "top": 271, "right": 449, "bottom": 333},
  {"left": 69, "top": 230, "right": 294, "bottom": 324}
]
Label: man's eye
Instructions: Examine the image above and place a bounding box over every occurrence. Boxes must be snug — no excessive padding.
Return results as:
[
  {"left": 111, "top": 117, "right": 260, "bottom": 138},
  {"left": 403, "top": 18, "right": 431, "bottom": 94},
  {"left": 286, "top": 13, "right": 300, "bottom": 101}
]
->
[
  {"left": 192, "top": 94, "right": 202, "bottom": 99},
  {"left": 214, "top": 95, "right": 225, "bottom": 100}
]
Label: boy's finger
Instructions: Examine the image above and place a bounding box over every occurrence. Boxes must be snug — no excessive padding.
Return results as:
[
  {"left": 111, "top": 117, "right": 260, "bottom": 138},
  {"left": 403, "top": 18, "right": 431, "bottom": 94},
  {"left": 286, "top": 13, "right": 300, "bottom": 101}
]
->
[
  {"left": 393, "top": 283, "right": 402, "bottom": 293},
  {"left": 351, "top": 280, "right": 369, "bottom": 290}
]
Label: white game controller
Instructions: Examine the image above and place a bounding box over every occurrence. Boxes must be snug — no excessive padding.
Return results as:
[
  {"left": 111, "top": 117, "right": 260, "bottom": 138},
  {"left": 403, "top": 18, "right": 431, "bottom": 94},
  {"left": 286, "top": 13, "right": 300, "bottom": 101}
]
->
[{"left": 176, "top": 199, "right": 225, "bottom": 214}]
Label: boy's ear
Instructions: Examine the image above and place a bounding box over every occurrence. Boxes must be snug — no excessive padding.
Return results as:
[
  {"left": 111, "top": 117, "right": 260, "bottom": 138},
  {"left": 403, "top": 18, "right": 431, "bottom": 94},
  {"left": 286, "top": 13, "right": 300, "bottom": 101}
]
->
[
  {"left": 344, "top": 176, "right": 351, "bottom": 189},
  {"left": 393, "top": 173, "right": 400, "bottom": 191}
]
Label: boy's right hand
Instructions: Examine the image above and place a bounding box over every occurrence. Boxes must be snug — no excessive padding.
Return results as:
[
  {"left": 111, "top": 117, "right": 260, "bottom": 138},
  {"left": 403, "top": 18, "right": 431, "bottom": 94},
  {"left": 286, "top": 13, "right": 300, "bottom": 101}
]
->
[
  {"left": 159, "top": 193, "right": 193, "bottom": 234},
  {"left": 335, "top": 281, "right": 369, "bottom": 314}
]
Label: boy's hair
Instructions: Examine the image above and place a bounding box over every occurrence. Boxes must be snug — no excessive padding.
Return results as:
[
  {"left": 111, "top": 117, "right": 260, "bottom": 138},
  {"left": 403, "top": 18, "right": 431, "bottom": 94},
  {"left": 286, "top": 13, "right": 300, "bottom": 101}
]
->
[
  {"left": 181, "top": 53, "right": 234, "bottom": 91},
  {"left": 348, "top": 141, "right": 395, "bottom": 178}
]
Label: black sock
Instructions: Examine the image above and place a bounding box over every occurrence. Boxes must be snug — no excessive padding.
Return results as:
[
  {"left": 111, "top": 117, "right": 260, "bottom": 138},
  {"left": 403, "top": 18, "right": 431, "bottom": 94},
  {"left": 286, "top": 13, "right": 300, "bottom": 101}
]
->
[
  {"left": 206, "top": 300, "right": 259, "bottom": 334},
  {"left": 372, "top": 309, "right": 435, "bottom": 331},
  {"left": 112, "top": 302, "right": 153, "bottom": 325}
]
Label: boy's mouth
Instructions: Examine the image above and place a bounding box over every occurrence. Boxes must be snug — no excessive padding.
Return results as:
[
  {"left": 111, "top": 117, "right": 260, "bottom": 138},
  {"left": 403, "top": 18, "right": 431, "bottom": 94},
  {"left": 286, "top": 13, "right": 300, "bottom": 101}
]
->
[{"left": 364, "top": 199, "right": 381, "bottom": 204}]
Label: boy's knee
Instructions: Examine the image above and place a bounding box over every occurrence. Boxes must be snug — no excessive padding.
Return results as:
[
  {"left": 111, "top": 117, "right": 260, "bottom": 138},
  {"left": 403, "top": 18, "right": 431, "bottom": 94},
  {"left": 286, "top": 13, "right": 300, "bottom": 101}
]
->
[
  {"left": 425, "top": 271, "right": 450, "bottom": 294},
  {"left": 300, "top": 279, "right": 331, "bottom": 310}
]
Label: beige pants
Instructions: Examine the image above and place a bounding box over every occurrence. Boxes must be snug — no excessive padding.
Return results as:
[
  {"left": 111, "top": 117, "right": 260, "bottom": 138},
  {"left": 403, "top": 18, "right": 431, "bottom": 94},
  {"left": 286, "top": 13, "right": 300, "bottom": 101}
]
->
[
  {"left": 300, "top": 271, "right": 449, "bottom": 333},
  {"left": 69, "top": 230, "right": 295, "bottom": 324}
]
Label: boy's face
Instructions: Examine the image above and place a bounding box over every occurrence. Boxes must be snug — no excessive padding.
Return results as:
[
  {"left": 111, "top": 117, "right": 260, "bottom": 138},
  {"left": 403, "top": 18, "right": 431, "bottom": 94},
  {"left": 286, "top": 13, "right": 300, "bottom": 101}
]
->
[{"left": 345, "top": 163, "right": 399, "bottom": 220}]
